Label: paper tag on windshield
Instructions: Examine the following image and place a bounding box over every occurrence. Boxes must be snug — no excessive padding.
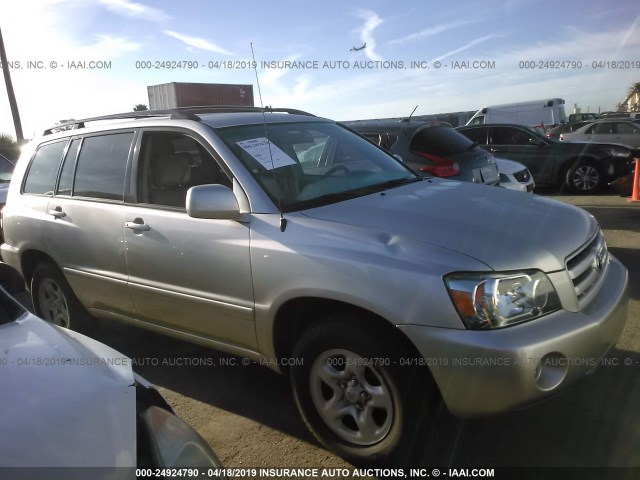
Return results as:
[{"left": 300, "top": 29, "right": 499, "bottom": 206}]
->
[{"left": 236, "top": 138, "right": 297, "bottom": 170}]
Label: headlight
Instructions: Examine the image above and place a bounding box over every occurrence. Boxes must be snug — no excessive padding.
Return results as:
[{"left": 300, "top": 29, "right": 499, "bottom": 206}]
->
[
  {"left": 445, "top": 271, "right": 561, "bottom": 329},
  {"left": 143, "top": 406, "right": 224, "bottom": 468}
]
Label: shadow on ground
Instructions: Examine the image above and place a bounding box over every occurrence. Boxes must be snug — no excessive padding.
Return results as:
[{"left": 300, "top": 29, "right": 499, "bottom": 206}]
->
[{"left": 94, "top": 321, "right": 640, "bottom": 470}]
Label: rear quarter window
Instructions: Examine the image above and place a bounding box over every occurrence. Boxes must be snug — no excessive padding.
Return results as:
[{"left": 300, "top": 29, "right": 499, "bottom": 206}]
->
[{"left": 23, "top": 141, "right": 67, "bottom": 195}]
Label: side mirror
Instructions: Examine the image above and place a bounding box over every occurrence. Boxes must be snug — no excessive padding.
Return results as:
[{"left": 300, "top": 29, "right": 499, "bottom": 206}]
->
[{"left": 186, "top": 184, "right": 240, "bottom": 220}]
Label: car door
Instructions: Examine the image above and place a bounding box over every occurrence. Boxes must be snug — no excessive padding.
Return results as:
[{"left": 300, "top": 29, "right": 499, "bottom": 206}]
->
[
  {"left": 488, "top": 126, "right": 555, "bottom": 183},
  {"left": 123, "top": 129, "right": 257, "bottom": 350},
  {"left": 44, "top": 132, "right": 135, "bottom": 316}
]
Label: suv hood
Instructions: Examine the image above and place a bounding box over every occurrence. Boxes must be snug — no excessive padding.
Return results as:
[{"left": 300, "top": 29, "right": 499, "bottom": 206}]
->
[
  {"left": 0, "top": 308, "right": 136, "bottom": 468},
  {"left": 301, "top": 179, "right": 596, "bottom": 272}
]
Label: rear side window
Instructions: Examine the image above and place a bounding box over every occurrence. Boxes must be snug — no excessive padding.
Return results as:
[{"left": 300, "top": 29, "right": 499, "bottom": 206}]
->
[
  {"left": 458, "top": 127, "right": 487, "bottom": 145},
  {"left": 586, "top": 123, "right": 611, "bottom": 134},
  {"left": 74, "top": 133, "right": 134, "bottom": 200},
  {"left": 492, "top": 127, "right": 533, "bottom": 145},
  {"left": 614, "top": 123, "right": 638, "bottom": 134},
  {"left": 23, "top": 141, "right": 67, "bottom": 195},
  {"left": 410, "top": 126, "right": 475, "bottom": 156}
]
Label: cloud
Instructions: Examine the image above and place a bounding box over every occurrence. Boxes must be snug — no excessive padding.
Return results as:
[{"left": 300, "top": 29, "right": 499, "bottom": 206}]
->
[
  {"left": 431, "top": 34, "right": 504, "bottom": 62},
  {"left": 389, "top": 20, "right": 477, "bottom": 45},
  {"left": 260, "top": 54, "right": 303, "bottom": 86},
  {"left": 163, "top": 30, "right": 234, "bottom": 55},
  {"left": 355, "top": 10, "right": 384, "bottom": 62},
  {"left": 77, "top": 34, "right": 143, "bottom": 58},
  {"left": 98, "top": 0, "right": 170, "bottom": 22}
]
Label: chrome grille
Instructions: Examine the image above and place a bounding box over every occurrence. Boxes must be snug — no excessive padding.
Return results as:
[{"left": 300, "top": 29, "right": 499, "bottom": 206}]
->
[{"left": 566, "top": 230, "right": 609, "bottom": 308}]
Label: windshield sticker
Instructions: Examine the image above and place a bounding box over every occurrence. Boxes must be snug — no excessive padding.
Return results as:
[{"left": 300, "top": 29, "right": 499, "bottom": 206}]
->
[{"left": 236, "top": 138, "right": 297, "bottom": 170}]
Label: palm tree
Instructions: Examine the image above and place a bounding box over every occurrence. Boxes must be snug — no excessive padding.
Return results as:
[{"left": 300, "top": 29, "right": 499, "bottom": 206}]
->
[
  {"left": 0, "top": 133, "right": 15, "bottom": 145},
  {"left": 624, "top": 82, "right": 640, "bottom": 112},
  {"left": 133, "top": 104, "right": 148, "bottom": 111}
]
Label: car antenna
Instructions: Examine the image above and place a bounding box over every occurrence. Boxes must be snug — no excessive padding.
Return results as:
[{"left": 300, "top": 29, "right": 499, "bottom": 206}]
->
[
  {"left": 251, "top": 42, "right": 287, "bottom": 232},
  {"left": 401, "top": 105, "right": 418, "bottom": 123}
]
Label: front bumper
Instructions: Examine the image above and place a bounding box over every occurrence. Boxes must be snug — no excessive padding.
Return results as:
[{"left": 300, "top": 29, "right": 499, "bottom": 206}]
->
[{"left": 398, "top": 256, "right": 628, "bottom": 417}]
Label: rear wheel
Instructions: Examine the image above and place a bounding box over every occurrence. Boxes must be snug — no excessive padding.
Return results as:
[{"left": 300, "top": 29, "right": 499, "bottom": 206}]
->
[
  {"left": 31, "top": 262, "right": 96, "bottom": 334},
  {"left": 565, "top": 162, "right": 603, "bottom": 193},
  {"left": 290, "top": 314, "right": 444, "bottom": 466}
]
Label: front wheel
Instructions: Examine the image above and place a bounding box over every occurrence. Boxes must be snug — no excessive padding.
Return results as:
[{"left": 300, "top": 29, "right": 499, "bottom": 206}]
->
[
  {"left": 565, "top": 162, "right": 603, "bottom": 193},
  {"left": 31, "top": 262, "right": 96, "bottom": 334},
  {"left": 290, "top": 315, "right": 442, "bottom": 466}
]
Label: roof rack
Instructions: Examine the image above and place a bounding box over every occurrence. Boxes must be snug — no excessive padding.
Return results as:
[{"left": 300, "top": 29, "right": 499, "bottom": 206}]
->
[{"left": 42, "top": 105, "right": 315, "bottom": 135}]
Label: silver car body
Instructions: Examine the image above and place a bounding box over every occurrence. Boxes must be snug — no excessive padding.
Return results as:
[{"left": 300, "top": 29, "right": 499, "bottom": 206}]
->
[
  {"left": 495, "top": 158, "right": 535, "bottom": 193},
  {"left": 0, "top": 293, "right": 136, "bottom": 471},
  {"left": 0, "top": 286, "right": 222, "bottom": 474},
  {"left": 1, "top": 112, "right": 629, "bottom": 419},
  {"left": 560, "top": 119, "right": 640, "bottom": 148}
]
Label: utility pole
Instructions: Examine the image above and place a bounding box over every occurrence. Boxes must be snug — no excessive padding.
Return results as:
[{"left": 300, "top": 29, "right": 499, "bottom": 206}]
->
[{"left": 0, "top": 27, "right": 23, "bottom": 141}]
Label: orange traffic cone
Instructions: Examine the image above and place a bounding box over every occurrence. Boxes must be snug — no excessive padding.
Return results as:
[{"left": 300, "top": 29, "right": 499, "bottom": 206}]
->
[{"left": 628, "top": 158, "right": 640, "bottom": 203}]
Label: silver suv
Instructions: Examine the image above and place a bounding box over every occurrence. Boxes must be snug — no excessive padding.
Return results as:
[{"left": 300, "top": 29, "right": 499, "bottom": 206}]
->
[{"left": 1, "top": 107, "right": 629, "bottom": 466}]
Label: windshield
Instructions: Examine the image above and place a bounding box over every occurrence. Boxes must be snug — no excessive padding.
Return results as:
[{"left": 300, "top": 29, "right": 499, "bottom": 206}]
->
[{"left": 216, "top": 122, "right": 418, "bottom": 211}]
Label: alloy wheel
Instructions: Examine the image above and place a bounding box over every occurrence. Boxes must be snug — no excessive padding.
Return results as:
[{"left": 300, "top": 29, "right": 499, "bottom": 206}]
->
[
  {"left": 37, "top": 278, "right": 70, "bottom": 328},
  {"left": 570, "top": 165, "right": 600, "bottom": 191},
  {"left": 309, "top": 349, "right": 394, "bottom": 446}
]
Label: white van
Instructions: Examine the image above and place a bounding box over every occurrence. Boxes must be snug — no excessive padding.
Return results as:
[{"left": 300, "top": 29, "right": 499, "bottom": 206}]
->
[{"left": 466, "top": 98, "right": 566, "bottom": 127}]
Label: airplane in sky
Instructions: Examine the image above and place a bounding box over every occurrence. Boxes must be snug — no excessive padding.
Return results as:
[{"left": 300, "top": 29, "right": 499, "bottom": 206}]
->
[{"left": 349, "top": 42, "right": 367, "bottom": 52}]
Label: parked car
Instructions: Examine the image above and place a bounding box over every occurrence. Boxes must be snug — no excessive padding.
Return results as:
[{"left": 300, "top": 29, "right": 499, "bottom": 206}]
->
[
  {"left": 0, "top": 154, "right": 15, "bottom": 244},
  {"left": 568, "top": 113, "right": 600, "bottom": 123},
  {"left": 560, "top": 119, "right": 640, "bottom": 149},
  {"left": 342, "top": 119, "right": 500, "bottom": 185},
  {"left": 546, "top": 121, "right": 592, "bottom": 140},
  {"left": 457, "top": 123, "right": 634, "bottom": 193},
  {"left": 1, "top": 107, "right": 629, "bottom": 466},
  {"left": 0, "top": 284, "right": 224, "bottom": 474},
  {"left": 495, "top": 158, "right": 535, "bottom": 192},
  {"left": 600, "top": 111, "right": 637, "bottom": 119}
]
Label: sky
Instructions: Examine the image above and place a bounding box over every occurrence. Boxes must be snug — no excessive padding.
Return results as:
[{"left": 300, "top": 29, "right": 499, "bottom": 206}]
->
[{"left": 0, "top": 0, "right": 639, "bottom": 139}]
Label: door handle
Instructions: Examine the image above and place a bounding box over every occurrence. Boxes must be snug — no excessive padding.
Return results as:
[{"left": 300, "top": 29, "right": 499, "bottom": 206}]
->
[
  {"left": 48, "top": 206, "right": 66, "bottom": 219},
  {"left": 125, "top": 218, "right": 150, "bottom": 232}
]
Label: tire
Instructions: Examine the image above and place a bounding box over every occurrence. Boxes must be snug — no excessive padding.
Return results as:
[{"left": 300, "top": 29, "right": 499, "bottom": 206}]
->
[
  {"left": 565, "top": 162, "right": 603, "bottom": 193},
  {"left": 31, "top": 262, "right": 96, "bottom": 334},
  {"left": 290, "top": 314, "right": 444, "bottom": 466}
]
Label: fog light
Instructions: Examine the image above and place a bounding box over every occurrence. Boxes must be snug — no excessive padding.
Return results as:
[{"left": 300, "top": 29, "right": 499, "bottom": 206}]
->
[{"left": 535, "top": 353, "right": 568, "bottom": 391}]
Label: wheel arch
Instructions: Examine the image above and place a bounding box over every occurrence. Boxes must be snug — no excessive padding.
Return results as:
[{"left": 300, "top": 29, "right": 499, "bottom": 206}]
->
[
  {"left": 559, "top": 155, "right": 600, "bottom": 179},
  {"left": 272, "top": 297, "right": 426, "bottom": 372},
  {"left": 20, "top": 249, "right": 60, "bottom": 288}
]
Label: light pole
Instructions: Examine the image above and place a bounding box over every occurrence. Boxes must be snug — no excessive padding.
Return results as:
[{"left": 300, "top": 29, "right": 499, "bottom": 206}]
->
[{"left": 0, "top": 27, "right": 23, "bottom": 141}]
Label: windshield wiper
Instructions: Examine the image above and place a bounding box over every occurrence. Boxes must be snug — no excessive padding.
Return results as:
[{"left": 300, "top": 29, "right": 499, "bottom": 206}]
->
[
  {"left": 376, "top": 176, "right": 422, "bottom": 190},
  {"left": 287, "top": 177, "right": 421, "bottom": 212}
]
